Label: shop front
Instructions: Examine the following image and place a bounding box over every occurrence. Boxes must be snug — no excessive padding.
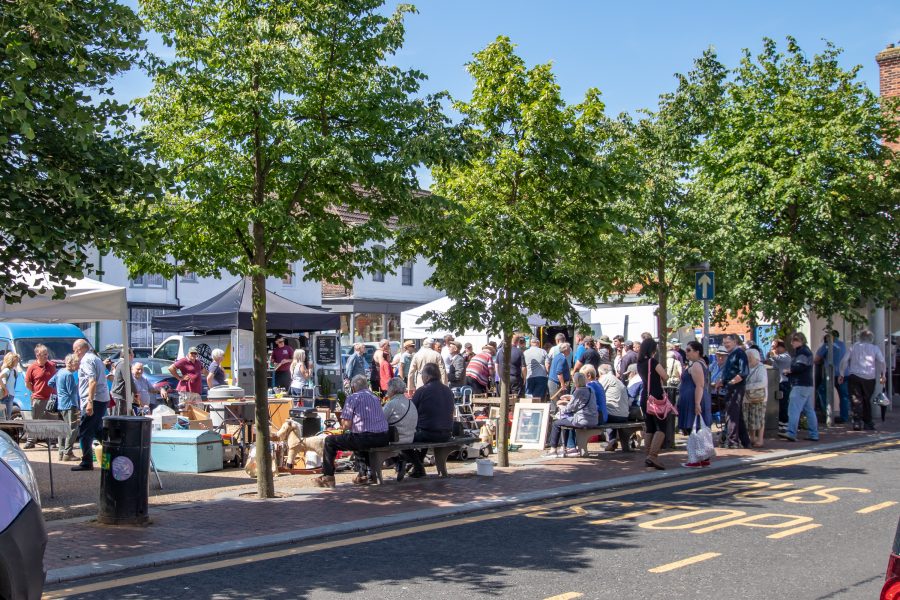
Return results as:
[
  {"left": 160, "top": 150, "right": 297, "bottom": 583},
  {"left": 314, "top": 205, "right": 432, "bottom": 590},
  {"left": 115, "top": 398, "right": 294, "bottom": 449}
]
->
[{"left": 324, "top": 300, "right": 416, "bottom": 346}]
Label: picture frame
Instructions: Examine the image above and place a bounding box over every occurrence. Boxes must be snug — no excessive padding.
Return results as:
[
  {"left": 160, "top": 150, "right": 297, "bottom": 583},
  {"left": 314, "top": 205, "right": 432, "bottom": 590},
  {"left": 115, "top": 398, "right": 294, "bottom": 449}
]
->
[
  {"left": 510, "top": 402, "right": 551, "bottom": 450},
  {"left": 488, "top": 406, "right": 501, "bottom": 420}
]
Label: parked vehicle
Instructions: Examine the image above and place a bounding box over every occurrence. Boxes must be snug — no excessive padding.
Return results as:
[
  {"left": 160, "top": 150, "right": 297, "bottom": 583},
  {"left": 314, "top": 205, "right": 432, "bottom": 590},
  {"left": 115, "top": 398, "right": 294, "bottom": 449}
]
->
[
  {"left": 0, "top": 323, "right": 88, "bottom": 417},
  {"left": 882, "top": 516, "right": 900, "bottom": 600},
  {"left": 99, "top": 345, "right": 152, "bottom": 362},
  {"left": 122, "top": 358, "right": 208, "bottom": 404},
  {"left": 0, "top": 430, "right": 46, "bottom": 600}
]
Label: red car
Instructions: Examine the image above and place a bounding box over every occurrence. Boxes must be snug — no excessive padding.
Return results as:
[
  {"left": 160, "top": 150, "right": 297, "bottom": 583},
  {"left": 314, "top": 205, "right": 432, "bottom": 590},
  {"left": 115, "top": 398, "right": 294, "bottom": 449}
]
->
[{"left": 883, "top": 517, "right": 900, "bottom": 600}]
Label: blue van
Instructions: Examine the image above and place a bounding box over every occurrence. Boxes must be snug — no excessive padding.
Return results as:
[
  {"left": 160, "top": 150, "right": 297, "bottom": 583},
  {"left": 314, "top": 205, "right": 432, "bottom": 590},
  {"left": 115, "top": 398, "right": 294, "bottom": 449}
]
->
[{"left": 0, "top": 323, "right": 88, "bottom": 417}]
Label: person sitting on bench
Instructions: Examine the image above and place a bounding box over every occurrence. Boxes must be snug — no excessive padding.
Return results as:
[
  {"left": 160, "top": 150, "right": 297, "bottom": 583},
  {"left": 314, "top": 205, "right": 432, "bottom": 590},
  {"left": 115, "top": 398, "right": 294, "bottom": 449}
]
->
[
  {"left": 402, "top": 363, "right": 455, "bottom": 479},
  {"left": 597, "top": 364, "right": 630, "bottom": 450},
  {"left": 314, "top": 375, "right": 390, "bottom": 488},
  {"left": 543, "top": 372, "right": 599, "bottom": 458}
]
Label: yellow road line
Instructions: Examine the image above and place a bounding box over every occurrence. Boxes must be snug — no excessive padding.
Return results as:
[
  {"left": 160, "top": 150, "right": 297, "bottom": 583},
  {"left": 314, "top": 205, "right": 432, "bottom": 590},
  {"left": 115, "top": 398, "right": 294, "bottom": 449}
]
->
[
  {"left": 857, "top": 501, "right": 898, "bottom": 514},
  {"left": 766, "top": 523, "right": 822, "bottom": 539},
  {"left": 43, "top": 444, "right": 870, "bottom": 598},
  {"left": 648, "top": 552, "right": 721, "bottom": 573},
  {"left": 544, "top": 593, "right": 583, "bottom": 600}
]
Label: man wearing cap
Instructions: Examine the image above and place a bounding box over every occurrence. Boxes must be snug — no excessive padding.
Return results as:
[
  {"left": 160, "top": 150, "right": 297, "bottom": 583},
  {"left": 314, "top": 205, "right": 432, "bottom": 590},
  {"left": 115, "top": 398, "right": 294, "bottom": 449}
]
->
[
  {"left": 618, "top": 340, "right": 639, "bottom": 384},
  {"left": 446, "top": 341, "right": 466, "bottom": 389},
  {"left": 269, "top": 336, "right": 293, "bottom": 390},
  {"left": 669, "top": 340, "right": 686, "bottom": 366},
  {"left": 169, "top": 347, "right": 207, "bottom": 407},
  {"left": 407, "top": 337, "right": 447, "bottom": 392},
  {"left": 392, "top": 340, "right": 416, "bottom": 383}
]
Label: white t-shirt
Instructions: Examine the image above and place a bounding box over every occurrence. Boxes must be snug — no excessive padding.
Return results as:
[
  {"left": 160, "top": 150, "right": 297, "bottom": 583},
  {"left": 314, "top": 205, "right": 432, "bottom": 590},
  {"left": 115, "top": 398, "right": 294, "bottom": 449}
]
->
[{"left": 523, "top": 346, "right": 549, "bottom": 379}]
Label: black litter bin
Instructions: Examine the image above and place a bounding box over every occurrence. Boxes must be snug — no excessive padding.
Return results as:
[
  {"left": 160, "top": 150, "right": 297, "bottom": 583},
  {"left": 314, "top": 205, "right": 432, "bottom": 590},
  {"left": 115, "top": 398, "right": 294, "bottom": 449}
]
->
[
  {"left": 98, "top": 416, "right": 152, "bottom": 525},
  {"left": 289, "top": 408, "right": 322, "bottom": 437}
]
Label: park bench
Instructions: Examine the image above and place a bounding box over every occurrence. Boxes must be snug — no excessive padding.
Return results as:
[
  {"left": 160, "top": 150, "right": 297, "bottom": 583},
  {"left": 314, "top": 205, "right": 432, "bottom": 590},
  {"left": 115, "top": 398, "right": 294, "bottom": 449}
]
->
[
  {"left": 366, "top": 436, "right": 479, "bottom": 484},
  {"left": 559, "top": 422, "right": 645, "bottom": 456}
]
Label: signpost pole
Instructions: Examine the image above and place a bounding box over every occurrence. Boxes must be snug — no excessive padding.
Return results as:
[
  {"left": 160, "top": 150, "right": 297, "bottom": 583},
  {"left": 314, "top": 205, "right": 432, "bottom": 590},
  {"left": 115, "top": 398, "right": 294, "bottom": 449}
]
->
[{"left": 703, "top": 299, "right": 710, "bottom": 358}]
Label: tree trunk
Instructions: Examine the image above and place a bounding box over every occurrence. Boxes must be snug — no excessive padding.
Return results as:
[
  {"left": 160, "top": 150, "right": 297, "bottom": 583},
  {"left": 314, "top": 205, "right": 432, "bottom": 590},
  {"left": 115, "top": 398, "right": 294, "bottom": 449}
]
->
[
  {"left": 656, "top": 252, "right": 668, "bottom": 370},
  {"left": 497, "top": 331, "right": 513, "bottom": 468},
  {"left": 252, "top": 222, "right": 275, "bottom": 499}
]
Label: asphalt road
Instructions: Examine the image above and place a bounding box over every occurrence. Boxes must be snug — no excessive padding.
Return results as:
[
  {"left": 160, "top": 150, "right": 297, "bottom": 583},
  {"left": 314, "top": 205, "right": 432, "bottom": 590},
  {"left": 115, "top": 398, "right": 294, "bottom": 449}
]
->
[{"left": 45, "top": 441, "right": 900, "bottom": 600}]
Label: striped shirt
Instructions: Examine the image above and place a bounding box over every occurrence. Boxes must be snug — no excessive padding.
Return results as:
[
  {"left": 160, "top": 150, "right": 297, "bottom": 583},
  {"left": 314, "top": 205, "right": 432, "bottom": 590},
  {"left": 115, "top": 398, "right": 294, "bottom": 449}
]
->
[
  {"left": 465, "top": 352, "right": 494, "bottom": 387},
  {"left": 342, "top": 390, "right": 388, "bottom": 434}
]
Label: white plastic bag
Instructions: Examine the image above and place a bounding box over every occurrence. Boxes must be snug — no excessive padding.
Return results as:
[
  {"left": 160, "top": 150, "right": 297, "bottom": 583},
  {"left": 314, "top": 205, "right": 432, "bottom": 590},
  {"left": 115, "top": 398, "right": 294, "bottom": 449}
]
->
[{"left": 687, "top": 416, "right": 716, "bottom": 464}]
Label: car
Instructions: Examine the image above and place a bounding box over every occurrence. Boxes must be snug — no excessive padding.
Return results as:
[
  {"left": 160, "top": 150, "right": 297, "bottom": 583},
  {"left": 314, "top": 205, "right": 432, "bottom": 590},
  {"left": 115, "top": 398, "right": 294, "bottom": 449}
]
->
[
  {"left": 0, "top": 430, "right": 46, "bottom": 600},
  {"left": 136, "top": 358, "right": 209, "bottom": 404},
  {"left": 99, "top": 345, "right": 152, "bottom": 362},
  {"left": 882, "top": 516, "right": 900, "bottom": 600}
]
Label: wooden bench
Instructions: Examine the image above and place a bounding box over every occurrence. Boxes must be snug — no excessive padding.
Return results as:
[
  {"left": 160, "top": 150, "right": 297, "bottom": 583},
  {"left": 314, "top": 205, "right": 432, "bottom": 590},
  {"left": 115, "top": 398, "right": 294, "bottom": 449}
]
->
[
  {"left": 366, "top": 436, "right": 479, "bottom": 484},
  {"left": 559, "top": 422, "right": 644, "bottom": 455}
]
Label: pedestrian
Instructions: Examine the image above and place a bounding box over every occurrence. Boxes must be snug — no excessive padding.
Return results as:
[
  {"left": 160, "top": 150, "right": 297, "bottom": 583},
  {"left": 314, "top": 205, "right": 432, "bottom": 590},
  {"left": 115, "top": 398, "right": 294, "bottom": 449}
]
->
[
  {"left": 665, "top": 344, "right": 683, "bottom": 387},
  {"left": 523, "top": 337, "right": 550, "bottom": 400},
  {"left": 839, "top": 329, "right": 886, "bottom": 431},
  {"left": 393, "top": 340, "right": 415, "bottom": 383},
  {"left": 767, "top": 339, "right": 792, "bottom": 431},
  {"left": 168, "top": 347, "right": 206, "bottom": 408},
  {"left": 780, "top": 332, "right": 818, "bottom": 442},
  {"left": 377, "top": 340, "right": 393, "bottom": 396},
  {"left": 618, "top": 340, "right": 638, "bottom": 384},
  {"left": 572, "top": 332, "right": 586, "bottom": 366},
  {"left": 573, "top": 336, "right": 601, "bottom": 373},
  {"left": 382, "top": 377, "right": 418, "bottom": 481},
  {"left": 677, "top": 341, "right": 712, "bottom": 436},
  {"left": 110, "top": 348, "right": 137, "bottom": 416},
  {"left": 269, "top": 336, "right": 293, "bottom": 390},
  {"left": 547, "top": 343, "right": 572, "bottom": 412},
  {"left": 464, "top": 345, "right": 495, "bottom": 395},
  {"left": 0, "top": 352, "right": 19, "bottom": 421},
  {"left": 407, "top": 337, "right": 447, "bottom": 392},
  {"left": 637, "top": 337, "right": 673, "bottom": 470},
  {"left": 582, "top": 365, "right": 608, "bottom": 426},
  {"left": 370, "top": 339, "right": 389, "bottom": 394},
  {"left": 671, "top": 340, "right": 686, "bottom": 365},
  {"left": 207, "top": 348, "right": 228, "bottom": 388},
  {"left": 344, "top": 343, "right": 368, "bottom": 383},
  {"left": 441, "top": 334, "right": 454, "bottom": 373},
  {"left": 543, "top": 371, "right": 598, "bottom": 457},
  {"left": 403, "top": 363, "right": 455, "bottom": 478},
  {"left": 718, "top": 333, "right": 751, "bottom": 449},
  {"left": 314, "top": 375, "right": 391, "bottom": 488},
  {"left": 288, "top": 349, "right": 310, "bottom": 396},
  {"left": 446, "top": 341, "right": 466, "bottom": 389},
  {"left": 814, "top": 331, "right": 849, "bottom": 423},
  {"left": 598, "top": 364, "right": 630, "bottom": 451},
  {"left": 49, "top": 354, "right": 80, "bottom": 460},
  {"left": 743, "top": 348, "right": 768, "bottom": 448},
  {"left": 625, "top": 363, "right": 643, "bottom": 406},
  {"left": 463, "top": 343, "right": 475, "bottom": 368},
  {"left": 71, "top": 339, "right": 110, "bottom": 471},
  {"left": 545, "top": 332, "right": 567, "bottom": 370},
  {"left": 595, "top": 335, "right": 614, "bottom": 367},
  {"left": 131, "top": 362, "right": 159, "bottom": 414},
  {"left": 495, "top": 334, "right": 525, "bottom": 397},
  {"left": 24, "top": 344, "right": 57, "bottom": 447}
]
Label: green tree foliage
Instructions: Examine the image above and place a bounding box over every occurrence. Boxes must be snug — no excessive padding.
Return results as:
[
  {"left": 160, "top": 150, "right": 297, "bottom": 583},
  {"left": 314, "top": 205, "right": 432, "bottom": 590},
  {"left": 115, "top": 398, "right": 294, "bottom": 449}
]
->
[
  {"left": 697, "top": 38, "right": 900, "bottom": 335},
  {"left": 615, "top": 50, "right": 726, "bottom": 357},
  {"left": 420, "top": 37, "right": 629, "bottom": 466},
  {"left": 136, "top": 0, "right": 449, "bottom": 496},
  {"left": 1, "top": 0, "right": 163, "bottom": 299}
]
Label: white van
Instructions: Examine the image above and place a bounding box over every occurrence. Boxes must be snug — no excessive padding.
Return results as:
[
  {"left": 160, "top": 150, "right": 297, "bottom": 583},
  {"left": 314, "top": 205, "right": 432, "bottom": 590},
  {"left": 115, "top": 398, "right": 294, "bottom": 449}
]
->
[{"left": 152, "top": 331, "right": 342, "bottom": 394}]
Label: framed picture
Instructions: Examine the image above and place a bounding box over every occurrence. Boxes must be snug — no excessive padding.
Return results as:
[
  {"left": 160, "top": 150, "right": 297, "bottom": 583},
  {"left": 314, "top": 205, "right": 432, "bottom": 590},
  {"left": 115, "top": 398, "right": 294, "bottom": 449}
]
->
[
  {"left": 488, "top": 406, "right": 501, "bottom": 420},
  {"left": 510, "top": 402, "right": 550, "bottom": 450}
]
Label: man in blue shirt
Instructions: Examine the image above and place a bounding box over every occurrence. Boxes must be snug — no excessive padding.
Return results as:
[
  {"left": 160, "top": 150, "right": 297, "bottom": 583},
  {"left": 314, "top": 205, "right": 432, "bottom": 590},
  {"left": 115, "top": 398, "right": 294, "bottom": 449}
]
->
[
  {"left": 814, "top": 330, "right": 849, "bottom": 423},
  {"left": 548, "top": 343, "right": 572, "bottom": 414}
]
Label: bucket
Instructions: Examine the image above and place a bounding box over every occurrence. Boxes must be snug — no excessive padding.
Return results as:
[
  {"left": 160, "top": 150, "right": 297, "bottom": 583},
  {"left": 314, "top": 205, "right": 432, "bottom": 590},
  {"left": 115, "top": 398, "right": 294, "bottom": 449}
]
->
[
  {"left": 475, "top": 458, "right": 494, "bottom": 477},
  {"left": 305, "top": 450, "right": 322, "bottom": 469}
]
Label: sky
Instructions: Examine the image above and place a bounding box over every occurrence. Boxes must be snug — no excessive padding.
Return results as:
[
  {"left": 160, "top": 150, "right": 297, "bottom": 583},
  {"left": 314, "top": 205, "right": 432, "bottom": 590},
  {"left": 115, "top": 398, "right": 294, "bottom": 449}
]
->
[{"left": 115, "top": 0, "right": 900, "bottom": 185}]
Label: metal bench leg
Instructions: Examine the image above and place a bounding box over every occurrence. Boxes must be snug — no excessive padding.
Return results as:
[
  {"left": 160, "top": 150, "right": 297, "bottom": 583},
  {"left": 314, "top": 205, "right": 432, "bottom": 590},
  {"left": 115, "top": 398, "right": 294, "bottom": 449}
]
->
[{"left": 432, "top": 447, "right": 453, "bottom": 477}]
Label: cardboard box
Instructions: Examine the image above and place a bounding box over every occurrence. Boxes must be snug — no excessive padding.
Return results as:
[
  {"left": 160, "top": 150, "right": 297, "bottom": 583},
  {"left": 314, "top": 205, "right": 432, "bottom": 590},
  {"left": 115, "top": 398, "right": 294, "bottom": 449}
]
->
[
  {"left": 182, "top": 406, "right": 213, "bottom": 431},
  {"left": 157, "top": 415, "right": 177, "bottom": 430}
]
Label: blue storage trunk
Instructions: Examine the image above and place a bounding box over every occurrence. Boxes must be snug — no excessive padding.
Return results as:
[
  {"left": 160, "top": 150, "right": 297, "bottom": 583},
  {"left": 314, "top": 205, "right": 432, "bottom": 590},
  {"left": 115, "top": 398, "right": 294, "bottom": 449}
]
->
[{"left": 151, "top": 430, "right": 223, "bottom": 473}]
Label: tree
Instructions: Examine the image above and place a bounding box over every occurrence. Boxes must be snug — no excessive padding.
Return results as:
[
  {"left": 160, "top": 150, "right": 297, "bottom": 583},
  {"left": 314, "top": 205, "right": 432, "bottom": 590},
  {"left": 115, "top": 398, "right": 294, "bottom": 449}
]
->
[
  {"left": 615, "top": 50, "right": 726, "bottom": 360},
  {"left": 1, "top": 0, "right": 163, "bottom": 299},
  {"left": 135, "top": 0, "right": 449, "bottom": 497},
  {"left": 418, "top": 37, "right": 630, "bottom": 467},
  {"left": 697, "top": 38, "right": 900, "bottom": 336}
]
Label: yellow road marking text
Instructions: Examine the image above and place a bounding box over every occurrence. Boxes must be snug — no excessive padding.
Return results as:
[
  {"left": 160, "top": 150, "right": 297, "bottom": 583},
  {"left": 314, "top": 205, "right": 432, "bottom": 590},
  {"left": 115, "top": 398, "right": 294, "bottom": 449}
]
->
[{"left": 649, "top": 552, "right": 721, "bottom": 573}]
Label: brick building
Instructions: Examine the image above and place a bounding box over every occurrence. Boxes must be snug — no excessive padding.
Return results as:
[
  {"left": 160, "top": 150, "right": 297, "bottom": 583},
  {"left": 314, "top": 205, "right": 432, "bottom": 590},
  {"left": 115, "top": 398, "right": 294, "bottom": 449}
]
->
[{"left": 877, "top": 42, "right": 900, "bottom": 151}]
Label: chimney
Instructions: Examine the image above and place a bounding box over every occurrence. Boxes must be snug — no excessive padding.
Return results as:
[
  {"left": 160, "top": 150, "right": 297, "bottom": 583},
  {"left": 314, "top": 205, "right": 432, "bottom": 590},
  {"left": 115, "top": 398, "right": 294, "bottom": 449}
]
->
[{"left": 876, "top": 42, "right": 900, "bottom": 151}]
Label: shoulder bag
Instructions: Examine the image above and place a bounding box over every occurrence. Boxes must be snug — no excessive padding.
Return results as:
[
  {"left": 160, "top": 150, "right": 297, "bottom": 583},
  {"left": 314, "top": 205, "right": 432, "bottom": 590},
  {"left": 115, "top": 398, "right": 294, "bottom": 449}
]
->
[
  {"left": 744, "top": 365, "right": 767, "bottom": 404},
  {"left": 645, "top": 361, "right": 676, "bottom": 419},
  {"left": 387, "top": 398, "right": 411, "bottom": 443}
]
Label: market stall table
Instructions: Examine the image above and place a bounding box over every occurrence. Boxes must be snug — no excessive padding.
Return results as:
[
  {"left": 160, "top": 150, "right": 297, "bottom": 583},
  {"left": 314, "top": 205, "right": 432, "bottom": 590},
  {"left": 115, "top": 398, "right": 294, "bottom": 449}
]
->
[{"left": 0, "top": 419, "right": 71, "bottom": 499}]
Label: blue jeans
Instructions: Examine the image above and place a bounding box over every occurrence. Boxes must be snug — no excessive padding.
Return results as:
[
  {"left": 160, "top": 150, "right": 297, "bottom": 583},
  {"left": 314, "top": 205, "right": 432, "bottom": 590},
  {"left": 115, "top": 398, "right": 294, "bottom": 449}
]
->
[
  {"left": 0, "top": 396, "right": 13, "bottom": 420},
  {"left": 525, "top": 376, "right": 549, "bottom": 400},
  {"left": 787, "top": 386, "right": 817, "bottom": 440}
]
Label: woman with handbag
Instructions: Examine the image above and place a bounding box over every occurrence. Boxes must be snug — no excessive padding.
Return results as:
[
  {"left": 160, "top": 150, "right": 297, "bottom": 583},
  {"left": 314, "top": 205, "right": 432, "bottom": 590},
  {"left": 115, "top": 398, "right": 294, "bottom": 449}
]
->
[
  {"left": 678, "top": 341, "right": 713, "bottom": 435},
  {"left": 637, "top": 338, "right": 676, "bottom": 470},
  {"left": 743, "top": 348, "right": 769, "bottom": 448}
]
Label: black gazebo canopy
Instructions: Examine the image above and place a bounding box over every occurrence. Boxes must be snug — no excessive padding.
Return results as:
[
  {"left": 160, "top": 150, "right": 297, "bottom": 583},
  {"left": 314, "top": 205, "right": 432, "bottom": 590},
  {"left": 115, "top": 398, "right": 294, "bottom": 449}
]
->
[{"left": 151, "top": 278, "right": 340, "bottom": 334}]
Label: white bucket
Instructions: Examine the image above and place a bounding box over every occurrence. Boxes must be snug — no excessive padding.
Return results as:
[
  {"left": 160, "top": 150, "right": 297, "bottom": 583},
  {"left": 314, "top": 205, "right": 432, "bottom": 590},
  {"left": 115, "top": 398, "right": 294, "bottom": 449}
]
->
[
  {"left": 305, "top": 450, "right": 322, "bottom": 469},
  {"left": 475, "top": 458, "right": 494, "bottom": 477}
]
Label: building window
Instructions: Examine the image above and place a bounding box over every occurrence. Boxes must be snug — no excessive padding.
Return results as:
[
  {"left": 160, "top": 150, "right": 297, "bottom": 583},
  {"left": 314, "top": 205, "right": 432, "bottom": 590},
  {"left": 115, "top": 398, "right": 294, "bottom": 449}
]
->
[
  {"left": 282, "top": 265, "right": 295, "bottom": 287},
  {"left": 181, "top": 272, "right": 197, "bottom": 283},
  {"left": 128, "top": 306, "right": 178, "bottom": 348},
  {"left": 401, "top": 261, "right": 413, "bottom": 286},
  {"left": 372, "top": 245, "right": 385, "bottom": 282},
  {"left": 130, "top": 274, "right": 166, "bottom": 288}
]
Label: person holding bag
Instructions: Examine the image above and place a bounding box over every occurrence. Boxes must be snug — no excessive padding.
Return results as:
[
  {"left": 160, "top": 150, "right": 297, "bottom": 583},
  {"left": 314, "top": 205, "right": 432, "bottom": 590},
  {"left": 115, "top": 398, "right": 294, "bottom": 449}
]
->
[
  {"left": 637, "top": 338, "right": 675, "bottom": 470},
  {"left": 678, "top": 341, "right": 712, "bottom": 436},
  {"left": 743, "top": 348, "right": 768, "bottom": 448}
]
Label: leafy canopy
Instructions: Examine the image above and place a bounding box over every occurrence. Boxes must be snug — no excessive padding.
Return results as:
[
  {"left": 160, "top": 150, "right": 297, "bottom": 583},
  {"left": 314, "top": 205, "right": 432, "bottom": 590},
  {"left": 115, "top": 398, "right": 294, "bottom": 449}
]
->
[{"left": 0, "top": 0, "right": 164, "bottom": 299}]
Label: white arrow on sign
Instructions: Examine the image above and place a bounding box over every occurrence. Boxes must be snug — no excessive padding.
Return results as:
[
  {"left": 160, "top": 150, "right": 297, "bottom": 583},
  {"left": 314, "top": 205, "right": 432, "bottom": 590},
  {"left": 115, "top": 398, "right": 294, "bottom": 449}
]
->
[{"left": 698, "top": 273, "right": 712, "bottom": 298}]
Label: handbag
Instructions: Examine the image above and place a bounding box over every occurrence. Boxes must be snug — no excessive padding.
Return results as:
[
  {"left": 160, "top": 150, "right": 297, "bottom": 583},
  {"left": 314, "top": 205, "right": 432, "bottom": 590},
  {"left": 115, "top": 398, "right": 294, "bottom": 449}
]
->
[
  {"left": 645, "top": 361, "right": 676, "bottom": 419},
  {"left": 387, "top": 398, "right": 412, "bottom": 443},
  {"left": 687, "top": 416, "right": 716, "bottom": 463},
  {"left": 744, "top": 365, "right": 767, "bottom": 404},
  {"left": 45, "top": 394, "right": 60, "bottom": 414}
]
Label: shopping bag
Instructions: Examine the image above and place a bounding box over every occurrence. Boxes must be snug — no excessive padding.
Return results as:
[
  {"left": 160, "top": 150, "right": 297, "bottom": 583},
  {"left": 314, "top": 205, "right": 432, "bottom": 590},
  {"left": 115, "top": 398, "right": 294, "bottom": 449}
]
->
[{"left": 687, "top": 416, "right": 716, "bottom": 464}]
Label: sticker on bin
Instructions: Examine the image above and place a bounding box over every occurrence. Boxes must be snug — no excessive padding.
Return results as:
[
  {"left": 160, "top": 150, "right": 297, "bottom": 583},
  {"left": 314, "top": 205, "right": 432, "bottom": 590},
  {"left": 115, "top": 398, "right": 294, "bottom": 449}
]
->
[{"left": 111, "top": 456, "right": 135, "bottom": 481}]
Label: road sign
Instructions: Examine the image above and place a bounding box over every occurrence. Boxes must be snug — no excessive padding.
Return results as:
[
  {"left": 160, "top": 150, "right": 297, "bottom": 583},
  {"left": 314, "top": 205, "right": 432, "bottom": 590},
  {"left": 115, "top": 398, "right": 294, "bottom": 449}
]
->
[{"left": 695, "top": 271, "right": 715, "bottom": 301}]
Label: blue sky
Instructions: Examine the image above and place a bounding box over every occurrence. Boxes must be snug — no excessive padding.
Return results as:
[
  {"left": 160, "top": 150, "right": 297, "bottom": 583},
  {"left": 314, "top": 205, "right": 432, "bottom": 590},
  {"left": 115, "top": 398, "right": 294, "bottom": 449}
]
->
[{"left": 116, "top": 0, "right": 899, "bottom": 185}]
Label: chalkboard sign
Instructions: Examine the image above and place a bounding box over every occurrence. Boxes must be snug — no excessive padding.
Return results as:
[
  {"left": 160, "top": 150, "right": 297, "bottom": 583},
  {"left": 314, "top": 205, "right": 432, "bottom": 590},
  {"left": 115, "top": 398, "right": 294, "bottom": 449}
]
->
[{"left": 315, "top": 336, "right": 338, "bottom": 365}]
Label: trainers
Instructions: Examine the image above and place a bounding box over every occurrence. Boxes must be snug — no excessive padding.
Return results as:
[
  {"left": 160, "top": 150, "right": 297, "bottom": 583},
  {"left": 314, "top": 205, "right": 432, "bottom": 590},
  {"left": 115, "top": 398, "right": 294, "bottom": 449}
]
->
[
  {"left": 70, "top": 464, "right": 93, "bottom": 471},
  {"left": 564, "top": 448, "right": 581, "bottom": 457},
  {"left": 682, "top": 462, "right": 703, "bottom": 468},
  {"left": 778, "top": 432, "right": 797, "bottom": 442},
  {"left": 700, "top": 460, "right": 711, "bottom": 467},
  {"left": 23, "top": 442, "right": 35, "bottom": 449},
  {"left": 541, "top": 449, "right": 561, "bottom": 458},
  {"left": 352, "top": 474, "right": 369, "bottom": 486}
]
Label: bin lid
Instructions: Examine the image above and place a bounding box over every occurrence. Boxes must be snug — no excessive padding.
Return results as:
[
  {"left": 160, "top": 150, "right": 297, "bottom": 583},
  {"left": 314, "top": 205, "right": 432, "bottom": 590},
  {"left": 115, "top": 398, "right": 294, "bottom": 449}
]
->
[{"left": 151, "top": 430, "right": 222, "bottom": 443}]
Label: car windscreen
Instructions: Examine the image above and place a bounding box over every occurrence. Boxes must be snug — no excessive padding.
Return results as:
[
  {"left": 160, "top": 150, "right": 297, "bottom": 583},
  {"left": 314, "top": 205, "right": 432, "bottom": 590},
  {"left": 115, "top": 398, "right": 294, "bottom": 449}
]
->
[
  {"left": 15, "top": 338, "right": 84, "bottom": 364},
  {"left": 139, "top": 359, "right": 174, "bottom": 375}
]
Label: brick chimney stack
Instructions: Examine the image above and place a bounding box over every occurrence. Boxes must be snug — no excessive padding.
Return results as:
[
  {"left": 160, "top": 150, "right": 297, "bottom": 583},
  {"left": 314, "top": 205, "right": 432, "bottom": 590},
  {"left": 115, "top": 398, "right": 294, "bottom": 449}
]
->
[{"left": 877, "top": 42, "right": 900, "bottom": 151}]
